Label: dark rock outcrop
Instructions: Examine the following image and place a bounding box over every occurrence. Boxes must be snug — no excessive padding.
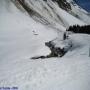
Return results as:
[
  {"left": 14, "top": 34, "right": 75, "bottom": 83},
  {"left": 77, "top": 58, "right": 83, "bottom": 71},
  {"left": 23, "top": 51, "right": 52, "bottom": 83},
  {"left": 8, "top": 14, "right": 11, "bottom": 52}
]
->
[
  {"left": 45, "top": 41, "right": 66, "bottom": 57},
  {"left": 16, "top": 0, "right": 35, "bottom": 15},
  {"left": 52, "top": 0, "right": 71, "bottom": 11},
  {"left": 31, "top": 40, "right": 69, "bottom": 59}
]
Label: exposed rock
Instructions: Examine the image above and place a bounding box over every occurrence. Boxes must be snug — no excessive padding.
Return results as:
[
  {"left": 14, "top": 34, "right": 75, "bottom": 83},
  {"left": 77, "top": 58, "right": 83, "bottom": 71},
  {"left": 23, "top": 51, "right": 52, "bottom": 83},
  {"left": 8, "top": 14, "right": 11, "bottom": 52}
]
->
[
  {"left": 16, "top": 0, "right": 35, "bottom": 15},
  {"left": 31, "top": 33, "right": 72, "bottom": 59},
  {"left": 45, "top": 41, "right": 67, "bottom": 57},
  {"left": 52, "top": 0, "right": 71, "bottom": 11}
]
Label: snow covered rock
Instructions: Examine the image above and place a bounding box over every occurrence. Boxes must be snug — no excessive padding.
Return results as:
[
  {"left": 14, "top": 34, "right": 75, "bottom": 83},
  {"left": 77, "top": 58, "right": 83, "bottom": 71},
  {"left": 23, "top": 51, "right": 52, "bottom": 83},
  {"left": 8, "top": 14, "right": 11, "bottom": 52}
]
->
[{"left": 45, "top": 33, "right": 72, "bottom": 57}]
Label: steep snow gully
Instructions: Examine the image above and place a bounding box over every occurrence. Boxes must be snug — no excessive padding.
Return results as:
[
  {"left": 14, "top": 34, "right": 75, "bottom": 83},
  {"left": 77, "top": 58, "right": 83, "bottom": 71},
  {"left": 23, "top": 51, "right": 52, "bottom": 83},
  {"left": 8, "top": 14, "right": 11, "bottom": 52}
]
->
[{"left": 0, "top": 0, "right": 90, "bottom": 90}]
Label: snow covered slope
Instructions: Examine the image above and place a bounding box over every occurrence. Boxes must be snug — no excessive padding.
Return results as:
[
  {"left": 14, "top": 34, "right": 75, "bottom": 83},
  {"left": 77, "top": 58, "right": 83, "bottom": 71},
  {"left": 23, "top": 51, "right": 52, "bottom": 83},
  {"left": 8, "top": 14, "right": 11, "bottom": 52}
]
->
[
  {"left": 18, "top": 0, "right": 90, "bottom": 26},
  {"left": 13, "top": 0, "right": 87, "bottom": 30},
  {"left": 0, "top": 0, "right": 90, "bottom": 90},
  {"left": 0, "top": 0, "right": 58, "bottom": 61}
]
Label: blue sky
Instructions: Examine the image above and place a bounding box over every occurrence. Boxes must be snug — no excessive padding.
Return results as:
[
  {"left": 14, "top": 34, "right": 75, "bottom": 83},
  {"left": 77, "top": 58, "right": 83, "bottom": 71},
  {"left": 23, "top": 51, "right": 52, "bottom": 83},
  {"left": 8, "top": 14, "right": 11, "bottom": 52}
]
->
[{"left": 74, "top": 0, "right": 90, "bottom": 12}]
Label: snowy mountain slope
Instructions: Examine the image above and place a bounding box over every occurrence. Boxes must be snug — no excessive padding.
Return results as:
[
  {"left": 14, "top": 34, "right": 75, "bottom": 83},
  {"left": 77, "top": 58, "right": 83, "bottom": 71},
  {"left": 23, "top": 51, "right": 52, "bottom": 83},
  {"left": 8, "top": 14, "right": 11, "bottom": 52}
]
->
[
  {"left": 13, "top": 0, "right": 87, "bottom": 30},
  {"left": 0, "top": 55, "right": 90, "bottom": 90},
  {"left": 16, "top": 0, "right": 90, "bottom": 26},
  {"left": 0, "top": 0, "right": 90, "bottom": 90},
  {"left": 68, "top": 0, "right": 90, "bottom": 24},
  {"left": 0, "top": 0, "right": 58, "bottom": 61}
]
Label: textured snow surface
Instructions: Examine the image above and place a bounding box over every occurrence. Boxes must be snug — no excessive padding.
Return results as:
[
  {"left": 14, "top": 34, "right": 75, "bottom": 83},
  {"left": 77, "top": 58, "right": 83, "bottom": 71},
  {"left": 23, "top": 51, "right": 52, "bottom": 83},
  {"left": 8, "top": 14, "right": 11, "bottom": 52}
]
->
[
  {"left": 0, "top": 0, "right": 90, "bottom": 90},
  {"left": 26, "top": 0, "right": 87, "bottom": 27}
]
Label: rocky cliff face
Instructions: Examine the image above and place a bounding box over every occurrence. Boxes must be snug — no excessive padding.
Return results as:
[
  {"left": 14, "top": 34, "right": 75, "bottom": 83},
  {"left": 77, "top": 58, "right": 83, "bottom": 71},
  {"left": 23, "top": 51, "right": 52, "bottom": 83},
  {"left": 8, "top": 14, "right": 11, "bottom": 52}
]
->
[
  {"left": 14, "top": 0, "right": 71, "bottom": 11},
  {"left": 11, "top": 0, "right": 72, "bottom": 29},
  {"left": 52, "top": 0, "right": 71, "bottom": 11},
  {"left": 43, "top": 0, "right": 71, "bottom": 11},
  {"left": 11, "top": 0, "right": 90, "bottom": 28}
]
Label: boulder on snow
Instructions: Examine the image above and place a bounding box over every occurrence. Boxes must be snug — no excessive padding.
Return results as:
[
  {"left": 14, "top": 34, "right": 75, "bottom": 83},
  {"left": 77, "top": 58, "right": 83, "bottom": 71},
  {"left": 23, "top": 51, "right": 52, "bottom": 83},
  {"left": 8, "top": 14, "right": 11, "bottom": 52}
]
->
[{"left": 45, "top": 41, "right": 66, "bottom": 57}]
